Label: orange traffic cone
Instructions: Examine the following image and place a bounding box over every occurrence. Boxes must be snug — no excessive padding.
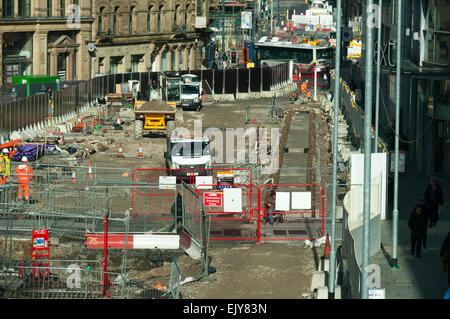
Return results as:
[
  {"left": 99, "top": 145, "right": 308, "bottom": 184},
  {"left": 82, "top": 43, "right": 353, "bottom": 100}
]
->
[
  {"left": 71, "top": 168, "right": 77, "bottom": 183},
  {"left": 138, "top": 143, "right": 143, "bottom": 158},
  {"left": 116, "top": 116, "right": 121, "bottom": 126},
  {"left": 324, "top": 234, "right": 331, "bottom": 257},
  {"left": 118, "top": 143, "right": 123, "bottom": 157},
  {"left": 88, "top": 162, "right": 93, "bottom": 179}
]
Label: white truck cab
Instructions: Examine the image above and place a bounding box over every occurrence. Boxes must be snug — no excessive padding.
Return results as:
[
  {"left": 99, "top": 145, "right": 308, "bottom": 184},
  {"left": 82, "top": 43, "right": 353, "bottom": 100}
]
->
[
  {"left": 180, "top": 74, "right": 202, "bottom": 111},
  {"left": 165, "top": 135, "right": 212, "bottom": 180}
]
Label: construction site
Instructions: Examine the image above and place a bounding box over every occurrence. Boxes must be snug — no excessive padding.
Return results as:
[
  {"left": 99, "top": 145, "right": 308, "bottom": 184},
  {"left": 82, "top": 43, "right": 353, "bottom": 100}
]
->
[{"left": 0, "top": 66, "right": 350, "bottom": 299}]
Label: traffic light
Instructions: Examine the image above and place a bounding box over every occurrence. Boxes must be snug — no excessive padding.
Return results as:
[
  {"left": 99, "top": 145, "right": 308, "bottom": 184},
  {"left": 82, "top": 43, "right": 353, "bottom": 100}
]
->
[{"left": 231, "top": 50, "right": 237, "bottom": 64}]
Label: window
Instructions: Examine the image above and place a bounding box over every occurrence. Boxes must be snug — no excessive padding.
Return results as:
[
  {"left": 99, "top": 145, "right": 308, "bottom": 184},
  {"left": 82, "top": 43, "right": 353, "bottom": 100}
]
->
[
  {"left": 158, "top": 6, "right": 163, "bottom": 32},
  {"left": 113, "top": 7, "right": 119, "bottom": 34},
  {"left": 60, "top": 0, "right": 65, "bottom": 17},
  {"left": 185, "top": 5, "right": 189, "bottom": 29},
  {"left": 98, "top": 7, "right": 104, "bottom": 35},
  {"left": 18, "top": 0, "right": 31, "bottom": 17},
  {"left": 129, "top": 6, "right": 135, "bottom": 34},
  {"left": 259, "top": 47, "right": 313, "bottom": 64},
  {"left": 174, "top": 5, "right": 179, "bottom": 31},
  {"left": 316, "top": 48, "right": 334, "bottom": 60},
  {"left": 47, "top": 0, "right": 52, "bottom": 17},
  {"left": 3, "top": 0, "right": 14, "bottom": 17},
  {"left": 171, "top": 142, "right": 210, "bottom": 156},
  {"left": 147, "top": 6, "right": 152, "bottom": 32}
]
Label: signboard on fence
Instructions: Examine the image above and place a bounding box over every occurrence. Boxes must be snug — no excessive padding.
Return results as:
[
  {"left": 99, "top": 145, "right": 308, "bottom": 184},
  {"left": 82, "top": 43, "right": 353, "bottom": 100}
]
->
[
  {"left": 196, "top": 176, "right": 213, "bottom": 190},
  {"left": 159, "top": 176, "right": 177, "bottom": 190},
  {"left": 275, "top": 192, "right": 290, "bottom": 211},
  {"left": 223, "top": 188, "right": 242, "bottom": 212},
  {"left": 204, "top": 192, "right": 223, "bottom": 207},
  {"left": 291, "top": 192, "right": 312, "bottom": 210}
]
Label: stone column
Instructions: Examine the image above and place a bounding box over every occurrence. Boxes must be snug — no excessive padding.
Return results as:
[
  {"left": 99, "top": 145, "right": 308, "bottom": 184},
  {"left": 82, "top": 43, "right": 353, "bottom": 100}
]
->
[
  {"left": 14, "top": 0, "right": 19, "bottom": 17},
  {"left": 174, "top": 45, "right": 181, "bottom": 71},
  {"left": 76, "top": 30, "right": 90, "bottom": 80},
  {"left": 166, "top": 51, "right": 172, "bottom": 71},
  {"left": 189, "top": 44, "right": 196, "bottom": 70},
  {"left": 33, "top": 31, "right": 48, "bottom": 76},
  {"left": 67, "top": 49, "right": 74, "bottom": 81},
  {"left": 79, "top": 0, "right": 91, "bottom": 17},
  {"left": 183, "top": 45, "right": 190, "bottom": 71},
  {"left": 146, "top": 43, "right": 156, "bottom": 71},
  {"left": 156, "top": 46, "right": 166, "bottom": 72},
  {"left": 50, "top": 49, "right": 58, "bottom": 76},
  {"left": 195, "top": 43, "right": 203, "bottom": 69}
]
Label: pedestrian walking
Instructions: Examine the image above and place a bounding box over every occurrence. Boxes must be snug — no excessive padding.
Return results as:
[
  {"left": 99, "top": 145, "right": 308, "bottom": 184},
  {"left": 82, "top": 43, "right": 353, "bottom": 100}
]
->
[
  {"left": 0, "top": 148, "right": 11, "bottom": 185},
  {"left": 440, "top": 232, "right": 450, "bottom": 291},
  {"left": 15, "top": 156, "right": 33, "bottom": 202},
  {"left": 424, "top": 178, "right": 444, "bottom": 227},
  {"left": 416, "top": 199, "right": 431, "bottom": 248},
  {"left": 408, "top": 205, "right": 428, "bottom": 258}
]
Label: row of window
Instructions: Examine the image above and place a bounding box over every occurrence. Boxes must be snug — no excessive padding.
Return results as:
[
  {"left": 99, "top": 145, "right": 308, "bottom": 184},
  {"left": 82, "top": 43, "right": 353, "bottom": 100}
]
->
[
  {"left": 2, "top": 0, "right": 79, "bottom": 18},
  {"left": 97, "top": 5, "right": 193, "bottom": 35}
]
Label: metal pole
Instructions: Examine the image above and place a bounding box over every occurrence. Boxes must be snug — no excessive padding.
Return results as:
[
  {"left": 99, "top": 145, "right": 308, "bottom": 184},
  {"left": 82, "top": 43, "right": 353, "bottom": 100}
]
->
[
  {"left": 392, "top": 0, "right": 402, "bottom": 270},
  {"left": 222, "top": 0, "right": 225, "bottom": 53},
  {"left": 277, "top": 0, "right": 280, "bottom": 27},
  {"left": 328, "top": 0, "right": 342, "bottom": 300},
  {"left": 252, "top": 0, "right": 256, "bottom": 43},
  {"left": 374, "top": 0, "right": 382, "bottom": 153},
  {"left": 361, "top": 0, "right": 375, "bottom": 299},
  {"left": 314, "top": 67, "right": 317, "bottom": 101},
  {"left": 270, "top": 0, "right": 273, "bottom": 34}
]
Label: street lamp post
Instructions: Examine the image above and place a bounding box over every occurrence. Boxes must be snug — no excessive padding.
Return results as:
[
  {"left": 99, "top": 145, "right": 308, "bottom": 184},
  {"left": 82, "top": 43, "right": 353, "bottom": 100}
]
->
[
  {"left": 392, "top": 0, "right": 403, "bottom": 271},
  {"left": 328, "top": 0, "right": 342, "bottom": 299},
  {"left": 361, "top": 0, "right": 375, "bottom": 299}
]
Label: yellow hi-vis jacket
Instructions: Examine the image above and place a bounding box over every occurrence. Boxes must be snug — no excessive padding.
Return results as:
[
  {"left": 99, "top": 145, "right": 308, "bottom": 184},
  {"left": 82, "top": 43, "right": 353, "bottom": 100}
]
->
[{"left": 0, "top": 154, "right": 11, "bottom": 177}]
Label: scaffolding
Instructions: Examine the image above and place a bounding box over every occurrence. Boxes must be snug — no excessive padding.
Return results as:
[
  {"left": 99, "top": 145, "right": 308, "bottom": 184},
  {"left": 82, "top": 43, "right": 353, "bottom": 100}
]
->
[{"left": 0, "top": 163, "right": 210, "bottom": 299}]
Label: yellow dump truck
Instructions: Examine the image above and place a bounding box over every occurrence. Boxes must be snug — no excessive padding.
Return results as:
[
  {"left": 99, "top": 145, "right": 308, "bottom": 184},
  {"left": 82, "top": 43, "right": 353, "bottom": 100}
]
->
[{"left": 133, "top": 100, "right": 176, "bottom": 138}]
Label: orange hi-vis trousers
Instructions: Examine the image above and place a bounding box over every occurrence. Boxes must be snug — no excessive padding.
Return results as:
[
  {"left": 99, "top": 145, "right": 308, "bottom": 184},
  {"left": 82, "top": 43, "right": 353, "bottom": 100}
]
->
[{"left": 18, "top": 183, "right": 30, "bottom": 200}]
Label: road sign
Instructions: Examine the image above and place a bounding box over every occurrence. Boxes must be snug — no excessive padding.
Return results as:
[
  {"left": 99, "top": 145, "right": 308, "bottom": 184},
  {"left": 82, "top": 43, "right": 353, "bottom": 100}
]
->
[
  {"left": 342, "top": 27, "right": 353, "bottom": 42},
  {"left": 204, "top": 192, "right": 223, "bottom": 207},
  {"left": 241, "top": 11, "right": 252, "bottom": 29}
]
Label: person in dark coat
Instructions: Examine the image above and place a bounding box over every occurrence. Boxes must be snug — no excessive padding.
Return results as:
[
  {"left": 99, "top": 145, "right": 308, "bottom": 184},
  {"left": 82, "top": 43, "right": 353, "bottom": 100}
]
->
[
  {"left": 440, "top": 232, "right": 450, "bottom": 288},
  {"left": 408, "top": 205, "right": 428, "bottom": 258},
  {"left": 424, "top": 178, "right": 444, "bottom": 227},
  {"left": 417, "top": 199, "right": 431, "bottom": 248}
]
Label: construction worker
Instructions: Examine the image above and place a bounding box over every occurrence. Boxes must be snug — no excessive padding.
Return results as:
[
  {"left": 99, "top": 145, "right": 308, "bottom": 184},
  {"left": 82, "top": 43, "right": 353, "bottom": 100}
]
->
[
  {"left": 0, "top": 148, "right": 11, "bottom": 185},
  {"left": 16, "top": 156, "right": 33, "bottom": 202},
  {"left": 301, "top": 81, "right": 311, "bottom": 99}
]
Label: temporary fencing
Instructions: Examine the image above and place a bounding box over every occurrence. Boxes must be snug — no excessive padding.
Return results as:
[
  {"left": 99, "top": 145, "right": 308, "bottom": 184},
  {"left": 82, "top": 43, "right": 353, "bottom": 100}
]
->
[
  {"left": 0, "top": 163, "right": 211, "bottom": 299},
  {"left": 1, "top": 66, "right": 291, "bottom": 138},
  {"left": 0, "top": 259, "right": 175, "bottom": 299}
]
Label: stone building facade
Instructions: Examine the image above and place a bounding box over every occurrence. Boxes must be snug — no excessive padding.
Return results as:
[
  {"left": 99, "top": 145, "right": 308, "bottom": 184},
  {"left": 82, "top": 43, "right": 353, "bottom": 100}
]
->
[
  {"left": 92, "top": 0, "right": 209, "bottom": 75},
  {"left": 0, "top": 0, "right": 209, "bottom": 85},
  {"left": 0, "top": 0, "right": 93, "bottom": 84}
]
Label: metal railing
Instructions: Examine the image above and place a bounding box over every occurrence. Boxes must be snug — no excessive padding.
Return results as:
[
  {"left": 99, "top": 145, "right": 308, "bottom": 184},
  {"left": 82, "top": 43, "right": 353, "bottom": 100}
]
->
[
  {"left": 330, "top": 70, "right": 388, "bottom": 153},
  {"left": 1, "top": 65, "right": 291, "bottom": 137}
]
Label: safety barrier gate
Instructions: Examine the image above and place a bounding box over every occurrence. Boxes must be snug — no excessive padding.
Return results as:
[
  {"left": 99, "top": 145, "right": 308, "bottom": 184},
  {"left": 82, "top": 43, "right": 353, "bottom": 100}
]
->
[{"left": 131, "top": 168, "right": 324, "bottom": 243}]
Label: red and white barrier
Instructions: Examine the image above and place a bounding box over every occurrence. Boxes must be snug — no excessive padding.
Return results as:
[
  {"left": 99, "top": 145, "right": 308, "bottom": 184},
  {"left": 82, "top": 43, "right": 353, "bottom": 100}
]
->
[{"left": 84, "top": 231, "right": 202, "bottom": 259}]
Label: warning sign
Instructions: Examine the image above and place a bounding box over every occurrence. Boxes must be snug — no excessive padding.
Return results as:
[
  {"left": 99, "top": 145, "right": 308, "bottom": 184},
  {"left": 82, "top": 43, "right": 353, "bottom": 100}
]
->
[{"left": 204, "top": 192, "right": 223, "bottom": 207}]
